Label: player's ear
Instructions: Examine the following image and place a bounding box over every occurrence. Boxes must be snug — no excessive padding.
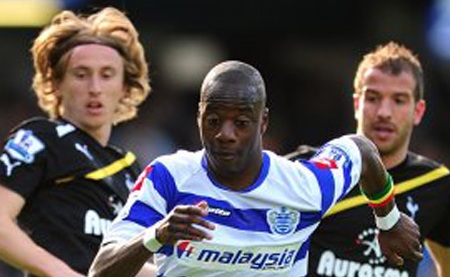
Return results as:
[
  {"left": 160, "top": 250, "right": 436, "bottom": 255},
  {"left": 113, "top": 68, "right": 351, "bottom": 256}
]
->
[
  {"left": 353, "top": 93, "right": 361, "bottom": 120},
  {"left": 197, "top": 102, "right": 202, "bottom": 127},
  {"left": 260, "top": 107, "right": 269, "bottom": 134},
  {"left": 414, "top": 100, "right": 426, "bottom": 125}
]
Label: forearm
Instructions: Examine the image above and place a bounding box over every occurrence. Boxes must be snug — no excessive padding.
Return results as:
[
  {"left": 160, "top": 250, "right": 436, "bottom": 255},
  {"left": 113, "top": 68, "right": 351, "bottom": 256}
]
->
[
  {"left": 89, "top": 233, "right": 153, "bottom": 277},
  {"left": 349, "top": 135, "right": 392, "bottom": 216},
  {"left": 0, "top": 217, "right": 78, "bottom": 276}
]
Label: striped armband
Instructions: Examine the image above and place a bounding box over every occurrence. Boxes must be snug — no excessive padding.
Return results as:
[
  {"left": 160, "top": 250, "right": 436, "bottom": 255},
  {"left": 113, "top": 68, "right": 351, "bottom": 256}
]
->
[
  {"left": 142, "top": 224, "right": 163, "bottom": 253},
  {"left": 361, "top": 173, "right": 395, "bottom": 208}
]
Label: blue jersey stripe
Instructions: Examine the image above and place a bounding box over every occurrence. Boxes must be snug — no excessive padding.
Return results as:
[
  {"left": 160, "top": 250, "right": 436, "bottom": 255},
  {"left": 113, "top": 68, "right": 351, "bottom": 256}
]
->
[
  {"left": 295, "top": 212, "right": 321, "bottom": 231},
  {"left": 124, "top": 200, "right": 163, "bottom": 228},
  {"left": 294, "top": 238, "right": 310, "bottom": 263},
  {"left": 147, "top": 162, "right": 178, "bottom": 211},
  {"left": 301, "top": 161, "right": 335, "bottom": 216}
]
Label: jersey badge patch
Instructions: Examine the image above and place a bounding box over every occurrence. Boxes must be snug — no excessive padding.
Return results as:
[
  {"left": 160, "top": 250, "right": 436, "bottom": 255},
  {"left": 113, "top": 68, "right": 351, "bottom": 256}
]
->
[
  {"left": 56, "top": 123, "right": 76, "bottom": 137},
  {"left": 267, "top": 207, "right": 300, "bottom": 235},
  {"left": 310, "top": 157, "right": 338, "bottom": 170},
  {"left": 5, "top": 129, "right": 44, "bottom": 163}
]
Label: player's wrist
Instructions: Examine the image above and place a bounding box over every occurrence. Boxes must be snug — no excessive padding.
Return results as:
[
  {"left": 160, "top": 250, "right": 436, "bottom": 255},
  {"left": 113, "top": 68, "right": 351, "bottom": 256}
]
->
[
  {"left": 375, "top": 204, "right": 401, "bottom": 231},
  {"left": 361, "top": 173, "right": 395, "bottom": 208},
  {"left": 142, "top": 224, "right": 163, "bottom": 253}
]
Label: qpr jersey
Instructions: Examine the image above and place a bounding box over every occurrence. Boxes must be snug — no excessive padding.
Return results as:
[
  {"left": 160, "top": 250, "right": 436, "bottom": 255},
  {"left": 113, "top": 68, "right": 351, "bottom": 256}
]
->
[{"left": 104, "top": 136, "right": 362, "bottom": 276}]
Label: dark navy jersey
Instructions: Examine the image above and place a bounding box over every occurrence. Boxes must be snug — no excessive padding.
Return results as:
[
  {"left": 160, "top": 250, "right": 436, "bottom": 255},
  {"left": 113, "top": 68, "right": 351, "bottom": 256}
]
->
[
  {"left": 0, "top": 117, "right": 141, "bottom": 274},
  {"left": 286, "top": 146, "right": 450, "bottom": 277}
]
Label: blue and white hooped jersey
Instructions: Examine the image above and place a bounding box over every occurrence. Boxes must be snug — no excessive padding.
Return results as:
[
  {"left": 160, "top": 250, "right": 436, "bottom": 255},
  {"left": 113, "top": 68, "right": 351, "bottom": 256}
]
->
[{"left": 104, "top": 136, "right": 362, "bottom": 276}]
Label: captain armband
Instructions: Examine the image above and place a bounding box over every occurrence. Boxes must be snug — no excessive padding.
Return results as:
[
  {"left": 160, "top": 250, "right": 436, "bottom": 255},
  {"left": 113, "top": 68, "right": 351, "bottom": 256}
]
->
[{"left": 361, "top": 173, "right": 400, "bottom": 231}]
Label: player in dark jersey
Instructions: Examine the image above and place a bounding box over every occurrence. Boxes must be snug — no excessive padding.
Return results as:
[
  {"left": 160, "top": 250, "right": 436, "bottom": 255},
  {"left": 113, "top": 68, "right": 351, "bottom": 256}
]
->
[
  {"left": 286, "top": 42, "right": 450, "bottom": 277},
  {"left": 0, "top": 7, "right": 154, "bottom": 276}
]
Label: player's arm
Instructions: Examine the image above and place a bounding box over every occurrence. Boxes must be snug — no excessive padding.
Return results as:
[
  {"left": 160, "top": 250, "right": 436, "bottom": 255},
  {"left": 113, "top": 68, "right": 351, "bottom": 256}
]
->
[
  {"left": 425, "top": 239, "right": 450, "bottom": 277},
  {"left": 89, "top": 201, "right": 215, "bottom": 277},
  {"left": 348, "top": 134, "right": 423, "bottom": 266},
  {"left": 135, "top": 262, "right": 158, "bottom": 277},
  {"left": 0, "top": 185, "right": 84, "bottom": 277}
]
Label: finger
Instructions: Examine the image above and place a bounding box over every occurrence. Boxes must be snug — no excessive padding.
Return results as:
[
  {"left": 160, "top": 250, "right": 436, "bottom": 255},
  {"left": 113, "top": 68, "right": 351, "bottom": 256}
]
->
[
  {"left": 391, "top": 253, "right": 404, "bottom": 267},
  {"left": 196, "top": 200, "right": 208, "bottom": 210},
  {"left": 174, "top": 205, "right": 207, "bottom": 217},
  {"left": 170, "top": 211, "right": 215, "bottom": 230},
  {"left": 411, "top": 251, "right": 424, "bottom": 261},
  {"left": 166, "top": 224, "right": 212, "bottom": 241}
]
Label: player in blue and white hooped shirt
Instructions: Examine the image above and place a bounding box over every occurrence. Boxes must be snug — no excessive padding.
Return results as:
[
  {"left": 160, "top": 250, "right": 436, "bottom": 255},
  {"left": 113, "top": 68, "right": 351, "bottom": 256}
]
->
[{"left": 89, "top": 60, "right": 423, "bottom": 277}]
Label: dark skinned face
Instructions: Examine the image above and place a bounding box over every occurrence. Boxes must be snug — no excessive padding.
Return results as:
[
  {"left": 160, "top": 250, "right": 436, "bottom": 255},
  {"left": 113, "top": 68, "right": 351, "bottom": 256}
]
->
[{"left": 198, "top": 81, "right": 268, "bottom": 190}]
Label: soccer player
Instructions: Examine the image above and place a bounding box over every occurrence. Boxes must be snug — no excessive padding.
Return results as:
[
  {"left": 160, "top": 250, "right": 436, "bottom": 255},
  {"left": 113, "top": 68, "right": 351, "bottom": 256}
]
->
[
  {"left": 89, "top": 60, "right": 423, "bottom": 277},
  {"left": 287, "top": 42, "right": 450, "bottom": 276},
  {"left": 0, "top": 7, "right": 154, "bottom": 276}
]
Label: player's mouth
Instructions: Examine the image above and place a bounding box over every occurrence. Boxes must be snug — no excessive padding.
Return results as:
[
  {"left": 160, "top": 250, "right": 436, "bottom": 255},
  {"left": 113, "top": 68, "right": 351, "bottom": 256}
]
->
[
  {"left": 372, "top": 123, "right": 395, "bottom": 140},
  {"left": 213, "top": 150, "right": 237, "bottom": 161},
  {"left": 86, "top": 101, "right": 104, "bottom": 115}
]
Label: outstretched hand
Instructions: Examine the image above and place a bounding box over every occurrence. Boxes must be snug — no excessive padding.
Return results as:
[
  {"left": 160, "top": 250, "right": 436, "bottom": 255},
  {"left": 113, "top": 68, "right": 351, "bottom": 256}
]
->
[
  {"left": 155, "top": 201, "right": 216, "bottom": 245},
  {"left": 378, "top": 212, "right": 423, "bottom": 266}
]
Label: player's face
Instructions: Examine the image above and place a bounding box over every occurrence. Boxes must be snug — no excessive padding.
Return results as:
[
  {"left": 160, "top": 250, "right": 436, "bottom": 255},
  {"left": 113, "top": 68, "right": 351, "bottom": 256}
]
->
[
  {"left": 198, "top": 92, "right": 268, "bottom": 187},
  {"left": 353, "top": 67, "right": 425, "bottom": 157},
  {"left": 55, "top": 44, "right": 126, "bottom": 135}
]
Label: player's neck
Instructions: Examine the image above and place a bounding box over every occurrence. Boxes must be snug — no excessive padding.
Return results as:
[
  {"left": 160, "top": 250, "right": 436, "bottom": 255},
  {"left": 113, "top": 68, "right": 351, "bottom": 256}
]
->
[
  {"left": 381, "top": 148, "right": 408, "bottom": 170},
  {"left": 81, "top": 124, "right": 112, "bottom": 146}
]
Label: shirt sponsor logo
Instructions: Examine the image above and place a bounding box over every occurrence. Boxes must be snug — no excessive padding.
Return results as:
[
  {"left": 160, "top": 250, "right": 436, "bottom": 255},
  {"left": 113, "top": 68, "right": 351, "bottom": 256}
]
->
[
  {"left": 175, "top": 240, "right": 299, "bottom": 273},
  {"left": 316, "top": 250, "right": 408, "bottom": 277},
  {"left": 84, "top": 209, "right": 112, "bottom": 236},
  {"left": 315, "top": 227, "right": 409, "bottom": 276},
  {"left": 5, "top": 129, "right": 44, "bottom": 163},
  {"left": 267, "top": 206, "right": 300, "bottom": 235}
]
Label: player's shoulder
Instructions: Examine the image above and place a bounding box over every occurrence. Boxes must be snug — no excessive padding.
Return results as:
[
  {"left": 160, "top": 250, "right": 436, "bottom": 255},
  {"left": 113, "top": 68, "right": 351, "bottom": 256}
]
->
[
  {"left": 10, "top": 117, "right": 55, "bottom": 133},
  {"left": 405, "top": 152, "right": 449, "bottom": 172},
  {"left": 8, "top": 117, "right": 76, "bottom": 139},
  {"left": 284, "top": 145, "right": 318, "bottom": 161},
  {"left": 284, "top": 136, "right": 360, "bottom": 162}
]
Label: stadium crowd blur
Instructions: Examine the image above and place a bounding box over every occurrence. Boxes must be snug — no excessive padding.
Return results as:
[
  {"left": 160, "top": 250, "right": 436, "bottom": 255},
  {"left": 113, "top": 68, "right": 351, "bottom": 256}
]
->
[{"left": 0, "top": 0, "right": 449, "bottom": 276}]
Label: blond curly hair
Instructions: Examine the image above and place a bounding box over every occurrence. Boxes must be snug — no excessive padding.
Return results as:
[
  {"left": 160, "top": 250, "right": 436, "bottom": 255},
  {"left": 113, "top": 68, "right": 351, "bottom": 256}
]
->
[
  {"left": 353, "top": 42, "right": 423, "bottom": 101},
  {"left": 31, "top": 7, "right": 150, "bottom": 124}
]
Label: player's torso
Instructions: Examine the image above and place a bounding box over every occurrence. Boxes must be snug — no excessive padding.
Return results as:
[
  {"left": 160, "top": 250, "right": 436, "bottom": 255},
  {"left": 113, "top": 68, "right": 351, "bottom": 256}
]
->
[
  {"left": 0, "top": 118, "right": 139, "bottom": 273},
  {"left": 308, "top": 153, "right": 450, "bottom": 277},
  {"left": 149, "top": 149, "right": 357, "bottom": 277}
]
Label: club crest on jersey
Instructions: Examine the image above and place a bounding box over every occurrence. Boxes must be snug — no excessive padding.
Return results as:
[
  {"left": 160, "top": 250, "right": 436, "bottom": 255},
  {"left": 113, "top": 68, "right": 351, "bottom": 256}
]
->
[
  {"left": 267, "top": 207, "right": 300, "bottom": 235},
  {"left": 310, "top": 158, "right": 338, "bottom": 169},
  {"left": 5, "top": 129, "right": 44, "bottom": 163},
  {"left": 313, "top": 145, "right": 351, "bottom": 169}
]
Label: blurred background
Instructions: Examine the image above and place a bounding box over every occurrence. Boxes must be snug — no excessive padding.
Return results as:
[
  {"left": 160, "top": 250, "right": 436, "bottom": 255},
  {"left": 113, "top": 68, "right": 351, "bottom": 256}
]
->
[
  {"left": 0, "top": 0, "right": 448, "bottom": 276},
  {"left": 1, "top": 0, "right": 450, "bottom": 166}
]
